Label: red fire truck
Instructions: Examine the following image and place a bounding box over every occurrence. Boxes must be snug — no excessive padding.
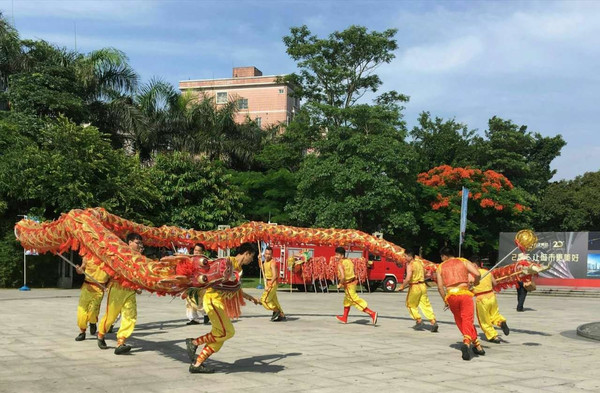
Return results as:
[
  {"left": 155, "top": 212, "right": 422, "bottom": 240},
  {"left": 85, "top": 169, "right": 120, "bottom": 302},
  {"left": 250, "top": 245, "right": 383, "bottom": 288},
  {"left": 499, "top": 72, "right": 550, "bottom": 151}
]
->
[{"left": 267, "top": 243, "right": 406, "bottom": 292}]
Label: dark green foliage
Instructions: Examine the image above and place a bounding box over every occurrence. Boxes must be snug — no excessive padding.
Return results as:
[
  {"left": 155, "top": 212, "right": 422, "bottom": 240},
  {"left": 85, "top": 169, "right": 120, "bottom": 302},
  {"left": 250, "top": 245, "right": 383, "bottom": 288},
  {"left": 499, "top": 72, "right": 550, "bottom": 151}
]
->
[
  {"left": 538, "top": 171, "right": 600, "bottom": 231},
  {"left": 149, "top": 151, "right": 244, "bottom": 230}
]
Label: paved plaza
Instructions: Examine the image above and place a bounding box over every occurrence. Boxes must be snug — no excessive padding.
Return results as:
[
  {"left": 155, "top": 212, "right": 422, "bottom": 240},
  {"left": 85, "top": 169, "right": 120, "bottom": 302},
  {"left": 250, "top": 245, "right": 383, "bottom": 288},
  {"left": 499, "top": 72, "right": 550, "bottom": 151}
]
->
[{"left": 1, "top": 287, "right": 599, "bottom": 393}]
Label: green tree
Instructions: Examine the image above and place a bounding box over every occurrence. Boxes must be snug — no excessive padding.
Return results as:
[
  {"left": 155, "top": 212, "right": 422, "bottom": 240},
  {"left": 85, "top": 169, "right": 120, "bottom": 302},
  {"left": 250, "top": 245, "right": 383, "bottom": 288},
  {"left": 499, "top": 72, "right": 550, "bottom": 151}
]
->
[
  {"left": 538, "top": 171, "right": 600, "bottom": 231},
  {"left": 149, "top": 151, "right": 244, "bottom": 229},
  {"left": 475, "top": 116, "right": 566, "bottom": 194},
  {"left": 283, "top": 25, "right": 400, "bottom": 126},
  {"left": 257, "top": 108, "right": 322, "bottom": 172},
  {"left": 230, "top": 169, "right": 296, "bottom": 224},
  {"left": 410, "top": 111, "right": 478, "bottom": 172},
  {"left": 0, "top": 13, "right": 23, "bottom": 107},
  {"left": 416, "top": 165, "right": 533, "bottom": 259},
  {"left": 287, "top": 99, "right": 419, "bottom": 239},
  {"left": 7, "top": 65, "right": 87, "bottom": 121},
  {"left": 281, "top": 25, "right": 418, "bottom": 240},
  {"left": 0, "top": 114, "right": 158, "bottom": 219}
]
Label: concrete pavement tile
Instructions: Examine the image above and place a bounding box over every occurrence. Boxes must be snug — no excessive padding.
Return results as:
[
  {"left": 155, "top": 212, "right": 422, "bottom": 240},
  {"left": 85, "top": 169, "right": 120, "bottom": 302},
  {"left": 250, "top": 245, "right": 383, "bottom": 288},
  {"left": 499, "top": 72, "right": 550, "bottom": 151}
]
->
[{"left": 573, "top": 380, "right": 600, "bottom": 391}]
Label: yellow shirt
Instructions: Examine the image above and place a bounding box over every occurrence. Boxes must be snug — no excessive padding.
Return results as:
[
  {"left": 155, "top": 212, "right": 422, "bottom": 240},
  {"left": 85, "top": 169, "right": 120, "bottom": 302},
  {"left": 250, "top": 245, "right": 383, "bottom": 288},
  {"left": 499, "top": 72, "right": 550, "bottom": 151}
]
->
[
  {"left": 264, "top": 259, "right": 275, "bottom": 280},
  {"left": 84, "top": 262, "right": 110, "bottom": 284},
  {"left": 339, "top": 258, "right": 356, "bottom": 281},
  {"left": 472, "top": 268, "right": 493, "bottom": 294},
  {"left": 410, "top": 258, "right": 425, "bottom": 283}
]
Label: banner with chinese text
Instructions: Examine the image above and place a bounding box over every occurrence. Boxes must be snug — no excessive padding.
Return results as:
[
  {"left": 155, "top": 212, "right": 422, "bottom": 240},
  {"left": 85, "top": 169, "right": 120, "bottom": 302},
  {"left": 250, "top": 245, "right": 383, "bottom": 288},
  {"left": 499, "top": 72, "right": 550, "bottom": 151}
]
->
[{"left": 499, "top": 232, "right": 600, "bottom": 286}]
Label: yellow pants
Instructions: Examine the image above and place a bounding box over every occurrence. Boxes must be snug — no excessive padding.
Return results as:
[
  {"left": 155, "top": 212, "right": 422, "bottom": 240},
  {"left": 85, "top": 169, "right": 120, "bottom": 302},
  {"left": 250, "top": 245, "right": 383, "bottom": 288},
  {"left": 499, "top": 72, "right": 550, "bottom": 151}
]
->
[
  {"left": 475, "top": 293, "right": 506, "bottom": 340},
  {"left": 77, "top": 282, "right": 105, "bottom": 331},
  {"left": 406, "top": 283, "right": 436, "bottom": 322},
  {"left": 98, "top": 282, "right": 137, "bottom": 341},
  {"left": 261, "top": 281, "right": 284, "bottom": 313},
  {"left": 202, "top": 291, "right": 235, "bottom": 353},
  {"left": 343, "top": 283, "right": 368, "bottom": 311}
]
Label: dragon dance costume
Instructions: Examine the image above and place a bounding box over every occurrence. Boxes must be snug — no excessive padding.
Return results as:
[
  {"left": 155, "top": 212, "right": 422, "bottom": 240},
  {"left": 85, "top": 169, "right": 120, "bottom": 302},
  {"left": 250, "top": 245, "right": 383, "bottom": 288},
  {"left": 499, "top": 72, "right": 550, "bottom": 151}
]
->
[
  {"left": 260, "top": 258, "right": 285, "bottom": 320},
  {"left": 186, "top": 256, "right": 247, "bottom": 371},
  {"left": 403, "top": 257, "right": 437, "bottom": 330},
  {"left": 76, "top": 260, "right": 110, "bottom": 338},
  {"left": 336, "top": 258, "right": 377, "bottom": 325},
  {"left": 438, "top": 257, "right": 482, "bottom": 358},
  {"left": 473, "top": 268, "right": 508, "bottom": 342}
]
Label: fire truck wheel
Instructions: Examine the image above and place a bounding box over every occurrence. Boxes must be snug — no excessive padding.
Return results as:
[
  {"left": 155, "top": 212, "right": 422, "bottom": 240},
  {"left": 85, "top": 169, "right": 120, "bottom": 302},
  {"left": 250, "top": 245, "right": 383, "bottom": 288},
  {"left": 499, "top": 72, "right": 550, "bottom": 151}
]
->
[{"left": 382, "top": 277, "right": 397, "bottom": 292}]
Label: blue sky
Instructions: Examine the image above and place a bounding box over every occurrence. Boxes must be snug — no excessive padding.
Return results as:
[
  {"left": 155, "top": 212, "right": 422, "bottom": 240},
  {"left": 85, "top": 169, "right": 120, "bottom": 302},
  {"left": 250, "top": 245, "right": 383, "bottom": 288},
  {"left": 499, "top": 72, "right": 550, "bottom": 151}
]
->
[{"left": 2, "top": 0, "right": 598, "bottom": 180}]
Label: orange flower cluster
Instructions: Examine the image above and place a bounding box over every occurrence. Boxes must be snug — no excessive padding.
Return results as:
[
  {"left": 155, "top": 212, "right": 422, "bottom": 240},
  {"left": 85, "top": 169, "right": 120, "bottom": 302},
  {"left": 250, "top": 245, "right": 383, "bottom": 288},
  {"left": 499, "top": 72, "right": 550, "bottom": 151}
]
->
[
  {"left": 418, "top": 165, "right": 522, "bottom": 212},
  {"left": 417, "top": 165, "right": 476, "bottom": 187},
  {"left": 514, "top": 203, "right": 526, "bottom": 212}
]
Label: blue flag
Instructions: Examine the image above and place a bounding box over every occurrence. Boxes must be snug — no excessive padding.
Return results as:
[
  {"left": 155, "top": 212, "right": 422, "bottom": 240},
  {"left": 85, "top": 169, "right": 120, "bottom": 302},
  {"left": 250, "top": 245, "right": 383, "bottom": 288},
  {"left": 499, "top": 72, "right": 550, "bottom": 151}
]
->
[{"left": 459, "top": 187, "right": 469, "bottom": 246}]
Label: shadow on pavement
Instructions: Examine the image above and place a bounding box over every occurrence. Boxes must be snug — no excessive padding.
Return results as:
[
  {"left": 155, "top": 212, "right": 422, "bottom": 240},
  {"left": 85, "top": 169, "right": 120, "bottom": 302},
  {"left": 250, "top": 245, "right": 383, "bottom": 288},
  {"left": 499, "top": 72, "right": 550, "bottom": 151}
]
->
[
  {"left": 509, "top": 328, "right": 551, "bottom": 336},
  {"left": 208, "top": 352, "right": 302, "bottom": 374},
  {"left": 128, "top": 338, "right": 192, "bottom": 362}
]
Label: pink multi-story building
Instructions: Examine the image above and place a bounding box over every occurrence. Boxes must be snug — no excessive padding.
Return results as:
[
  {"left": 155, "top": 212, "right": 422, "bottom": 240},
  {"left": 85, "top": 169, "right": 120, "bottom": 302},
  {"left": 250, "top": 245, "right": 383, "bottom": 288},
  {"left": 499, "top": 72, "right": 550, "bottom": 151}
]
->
[{"left": 179, "top": 66, "right": 300, "bottom": 129}]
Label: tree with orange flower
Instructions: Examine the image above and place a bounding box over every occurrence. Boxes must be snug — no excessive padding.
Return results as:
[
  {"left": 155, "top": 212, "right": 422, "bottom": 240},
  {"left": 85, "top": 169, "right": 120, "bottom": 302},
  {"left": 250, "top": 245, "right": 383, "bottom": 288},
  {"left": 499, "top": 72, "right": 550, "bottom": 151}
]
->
[{"left": 416, "top": 165, "right": 533, "bottom": 258}]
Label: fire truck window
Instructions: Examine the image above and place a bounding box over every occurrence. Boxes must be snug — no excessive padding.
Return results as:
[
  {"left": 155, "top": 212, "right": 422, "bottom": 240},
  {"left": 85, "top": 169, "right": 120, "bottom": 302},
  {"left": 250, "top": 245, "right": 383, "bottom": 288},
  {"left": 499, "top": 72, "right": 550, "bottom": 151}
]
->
[
  {"left": 368, "top": 254, "right": 381, "bottom": 261},
  {"left": 287, "top": 248, "right": 314, "bottom": 259},
  {"left": 347, "top": 251, "right": 362, "bottom": 259}
]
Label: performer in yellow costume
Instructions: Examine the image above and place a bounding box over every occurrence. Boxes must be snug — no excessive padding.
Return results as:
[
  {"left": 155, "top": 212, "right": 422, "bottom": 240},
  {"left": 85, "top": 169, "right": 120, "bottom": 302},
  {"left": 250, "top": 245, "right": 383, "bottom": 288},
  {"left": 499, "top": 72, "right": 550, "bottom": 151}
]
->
[
  {"left": 399, "top": 250, "right": 438, "bottom": 332},
  {"left": 335, "top": 247, "right": 378, "bottom": 325},
  {"left": 186, "top": 242, "right": 261, "bottom": 374},
  {"left": 97, "top": 233, "right": 143, "bottom": 355},
  {"left": 260, "top": 246, "right": 286, "bottom": 321},
  {"left": 74, "top": 257, "right": 110, "bottom": 341},
  {"left": 470, "top": 258, "right": 510, "bottom": 343}
]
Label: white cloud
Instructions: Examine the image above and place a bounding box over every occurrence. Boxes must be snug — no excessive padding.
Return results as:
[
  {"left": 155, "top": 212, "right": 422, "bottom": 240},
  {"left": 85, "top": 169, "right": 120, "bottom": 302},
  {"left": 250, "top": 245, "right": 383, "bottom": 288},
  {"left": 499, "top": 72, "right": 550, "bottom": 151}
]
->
[
  {"left": 378, "top": 1, "right": 600, "bottom": 179},
  {"left": 399, "top": 35, "right": 483, "bottom": 73}
]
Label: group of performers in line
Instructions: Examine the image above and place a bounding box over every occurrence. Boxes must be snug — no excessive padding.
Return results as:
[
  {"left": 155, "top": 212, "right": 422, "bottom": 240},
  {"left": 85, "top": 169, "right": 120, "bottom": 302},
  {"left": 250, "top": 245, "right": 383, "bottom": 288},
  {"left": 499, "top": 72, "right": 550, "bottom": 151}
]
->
[{"left": 74, "top": 235, "right": 521, "bottom": 374}]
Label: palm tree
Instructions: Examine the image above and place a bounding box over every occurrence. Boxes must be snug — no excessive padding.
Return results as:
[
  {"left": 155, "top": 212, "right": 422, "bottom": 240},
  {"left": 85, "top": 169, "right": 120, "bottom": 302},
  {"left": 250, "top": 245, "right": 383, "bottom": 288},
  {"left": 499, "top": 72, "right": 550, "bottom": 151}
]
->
[
  {"left": 173, "top": 92, "right": 263, "bottom": 170},
  {"left": 0, "top": 14, "right": 24, "bottom": 109}
]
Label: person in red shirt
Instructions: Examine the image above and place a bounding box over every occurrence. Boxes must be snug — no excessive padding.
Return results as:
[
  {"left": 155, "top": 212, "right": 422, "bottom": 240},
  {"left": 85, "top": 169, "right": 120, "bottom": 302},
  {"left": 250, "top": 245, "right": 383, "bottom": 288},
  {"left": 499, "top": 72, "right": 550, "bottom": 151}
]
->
[{"left": 436, "top": 247, "right": 485, "bottom": 361}]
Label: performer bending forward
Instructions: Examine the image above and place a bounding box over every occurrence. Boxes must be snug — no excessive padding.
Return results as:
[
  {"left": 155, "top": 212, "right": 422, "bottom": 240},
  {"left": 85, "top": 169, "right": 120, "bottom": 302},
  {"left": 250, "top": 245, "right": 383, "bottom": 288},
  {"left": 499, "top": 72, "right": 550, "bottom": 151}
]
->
[
  {"left": 399, "top": 250, "right": 438, "bottom": 332},
  {"left": 260, "top": 246, "right": 286, "bottom": 322},
  {"left": 186, "top": 242, "right": 261, "bottom": 374},
  {"left": 436, "top": 247, "right": 485, "bottom": 361},
  {"left": 335, "top": 247, "right": 378, "bottom": 325}
]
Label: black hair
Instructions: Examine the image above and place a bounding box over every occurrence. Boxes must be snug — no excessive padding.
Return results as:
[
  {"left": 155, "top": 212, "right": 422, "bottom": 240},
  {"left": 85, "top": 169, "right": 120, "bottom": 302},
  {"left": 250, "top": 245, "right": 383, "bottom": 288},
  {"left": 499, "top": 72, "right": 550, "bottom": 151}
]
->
[
  {"left": 470, "top": 254, "right": 481, "bottom": 263},
  {"left": 404, "top": 249, "right": 416, "bottom": 258},
  {"left": 195, "top": 243, "right": 206, "bottom": 251},
  {"left": 237, "top": 242, "right": 257, "bottom": 256},
  {"left": 126, "top": 233, "right": 142, "bottom": 243},
  {"left": 335, "top": 247, "right": 346, "bottom": 256},
  {"left": 265, "top": 246, "right": 273, "bottom": 252},
  {"left": 439, "top": 246, "right": 455, "bottom": 257}
]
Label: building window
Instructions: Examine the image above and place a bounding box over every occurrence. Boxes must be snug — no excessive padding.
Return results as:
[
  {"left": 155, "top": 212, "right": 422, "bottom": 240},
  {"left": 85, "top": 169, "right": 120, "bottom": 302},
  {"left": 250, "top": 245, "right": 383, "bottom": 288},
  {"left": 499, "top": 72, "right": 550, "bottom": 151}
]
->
[
  {"left": 216, "top": 92, "right": 228, "bottom": 104},
  {"left": 256, "top": 117, "right": 262, "bottom": 128},
  {"left": 237, "top": 98, "right": 248, "bottom": 109},
  {"left": 279, "top": 88, "right": 284, "bottom": 94}
]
